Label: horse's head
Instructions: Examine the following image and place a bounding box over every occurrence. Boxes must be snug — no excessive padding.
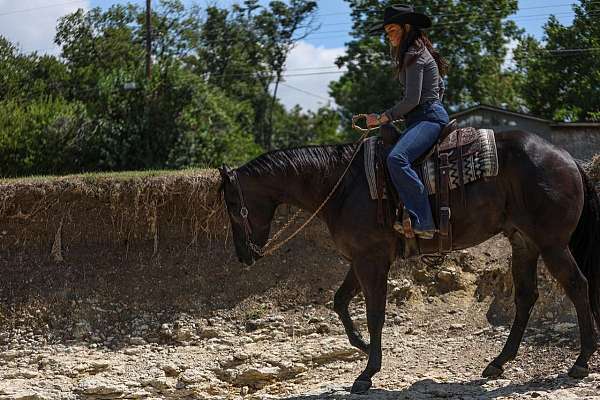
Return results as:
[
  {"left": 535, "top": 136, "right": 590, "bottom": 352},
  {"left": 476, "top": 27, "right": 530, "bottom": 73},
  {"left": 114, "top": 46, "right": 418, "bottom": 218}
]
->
[{"left": 219, "top": 165, "right": 277, "bottom": 266}]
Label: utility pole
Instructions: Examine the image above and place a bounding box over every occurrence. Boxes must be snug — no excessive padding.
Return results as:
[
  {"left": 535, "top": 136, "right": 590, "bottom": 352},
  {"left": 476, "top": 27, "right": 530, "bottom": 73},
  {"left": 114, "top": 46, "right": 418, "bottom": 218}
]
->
[
  {"left": 145, "top": 0, "right": 152, "bottom": 80},
  {"left": 143, "top": 0, "right": 153, "bottom": 168}
]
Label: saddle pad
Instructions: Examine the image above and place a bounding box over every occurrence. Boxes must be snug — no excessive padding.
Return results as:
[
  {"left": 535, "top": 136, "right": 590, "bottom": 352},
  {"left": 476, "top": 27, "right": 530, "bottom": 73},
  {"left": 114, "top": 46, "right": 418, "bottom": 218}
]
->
[
  {"left": 419, "top": 128, "right": 499, "bottom": 195},
  {"left": 364, "top": 129, "right": 499, "bottom": 200}
]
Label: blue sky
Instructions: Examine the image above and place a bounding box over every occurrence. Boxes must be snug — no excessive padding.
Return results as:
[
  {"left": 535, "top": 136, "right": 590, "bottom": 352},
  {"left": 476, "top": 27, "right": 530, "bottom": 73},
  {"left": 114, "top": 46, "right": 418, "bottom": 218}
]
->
[{"left": 0, "top": 0, "right": 581, "bottom": 110}]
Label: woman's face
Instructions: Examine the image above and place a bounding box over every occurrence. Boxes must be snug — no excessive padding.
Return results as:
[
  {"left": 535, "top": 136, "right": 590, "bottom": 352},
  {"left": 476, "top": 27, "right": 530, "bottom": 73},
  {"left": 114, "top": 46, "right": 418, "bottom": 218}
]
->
[{"left": 385, "top": 23, "right": 407, "bottom": 47}]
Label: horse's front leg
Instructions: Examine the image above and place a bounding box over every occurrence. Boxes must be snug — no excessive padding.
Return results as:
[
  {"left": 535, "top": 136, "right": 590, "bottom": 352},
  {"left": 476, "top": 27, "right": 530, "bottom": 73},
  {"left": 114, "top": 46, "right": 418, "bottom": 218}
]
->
[
  {"left": 334, "top": 267, "right": 369, "bottom": 353},
  {"left": 349, "top": 254, "right": 390, "bottom": 394}
]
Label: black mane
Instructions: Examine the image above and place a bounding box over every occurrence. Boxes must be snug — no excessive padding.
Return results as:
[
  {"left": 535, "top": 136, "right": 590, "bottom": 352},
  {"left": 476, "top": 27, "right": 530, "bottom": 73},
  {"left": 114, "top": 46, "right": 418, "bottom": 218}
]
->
[{"left": 237, "top": 143, "right": 359, "bottom": 177}]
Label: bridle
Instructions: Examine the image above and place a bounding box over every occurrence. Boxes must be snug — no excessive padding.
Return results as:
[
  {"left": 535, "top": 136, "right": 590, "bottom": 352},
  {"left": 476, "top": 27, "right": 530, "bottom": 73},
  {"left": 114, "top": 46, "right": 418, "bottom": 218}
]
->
[
  {"left": 226, "top": 170, "right": 260, "bottom": 256},
  {"left": 224, "top": 114, "right": 379, "bottom": 259}
]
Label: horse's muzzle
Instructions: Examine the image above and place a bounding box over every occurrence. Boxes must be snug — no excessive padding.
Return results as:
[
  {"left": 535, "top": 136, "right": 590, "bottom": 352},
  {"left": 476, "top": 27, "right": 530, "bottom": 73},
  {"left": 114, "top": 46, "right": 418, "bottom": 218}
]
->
[{"left": 239, "top": 256, "right": 255, "bottom": 267}]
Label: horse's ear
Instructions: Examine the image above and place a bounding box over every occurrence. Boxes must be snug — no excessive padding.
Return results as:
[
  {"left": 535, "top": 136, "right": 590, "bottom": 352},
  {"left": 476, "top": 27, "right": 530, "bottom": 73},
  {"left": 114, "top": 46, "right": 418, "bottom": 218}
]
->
[{"left": 218, "top": 164, "right": 231, "bottom": 181}]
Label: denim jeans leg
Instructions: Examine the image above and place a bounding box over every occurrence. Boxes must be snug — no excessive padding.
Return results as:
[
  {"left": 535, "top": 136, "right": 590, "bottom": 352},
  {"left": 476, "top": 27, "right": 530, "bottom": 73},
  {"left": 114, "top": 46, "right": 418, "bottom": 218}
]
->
[{"left": 386, "top": 120, "right": 442, "bottom": 231}]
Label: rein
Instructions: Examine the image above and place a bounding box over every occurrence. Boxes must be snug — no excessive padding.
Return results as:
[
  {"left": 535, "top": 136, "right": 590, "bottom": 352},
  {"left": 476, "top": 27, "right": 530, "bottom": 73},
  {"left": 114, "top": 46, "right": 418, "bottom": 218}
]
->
[{"left": 231, "top": 115, "right": 380, "bottom": 258}]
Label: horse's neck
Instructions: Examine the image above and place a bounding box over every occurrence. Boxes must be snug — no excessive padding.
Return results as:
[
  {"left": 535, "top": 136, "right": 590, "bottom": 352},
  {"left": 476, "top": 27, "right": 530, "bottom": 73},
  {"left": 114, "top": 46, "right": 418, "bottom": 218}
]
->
[
  {"left": 241, "top": 143, "right": 359, "bottom": 216},
  {"left": 263, "top": 167, "right": 347, "bottom": 215}
]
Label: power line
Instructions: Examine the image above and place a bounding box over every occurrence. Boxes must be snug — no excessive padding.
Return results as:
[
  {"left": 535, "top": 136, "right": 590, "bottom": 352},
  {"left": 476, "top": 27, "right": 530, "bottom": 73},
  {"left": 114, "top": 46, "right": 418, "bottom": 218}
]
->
[
  {"left": 314, "top": 1, "right": 596, "bottom": 18},
  {"left": 0, "top": 0, "right": 87, "bottom": 17},
  {"left": 0, "top": 0, "right": 586, "bottom": 19},
  {"left": 283, "top": 66, "right": 341, "bottom": 72},
  {"left": 306, "top": 10, "right": 589, "bottom": 38},
  {"left": 306, "top": 14, "right": 599, "bottom": 40},
  {"left": 221, "top": 70, "right": 348, "bottom": 79},
  {"left": 186, "top": 46, "right": 600, "bottom": 79},
  {"left": 0, "top": 0, "right": 144, "bottom": 18},
  {"left": 543, "top": 47, "right": 600, "bottom": 53},
  {"left": 321, "top": 4, "right": 592, "bottom": 26},
  {"left": 12, "top": 46, "right": 599, "bottom": 99},
  {"left": 280, "top": 83, "right": 331, "bottom": 102}
]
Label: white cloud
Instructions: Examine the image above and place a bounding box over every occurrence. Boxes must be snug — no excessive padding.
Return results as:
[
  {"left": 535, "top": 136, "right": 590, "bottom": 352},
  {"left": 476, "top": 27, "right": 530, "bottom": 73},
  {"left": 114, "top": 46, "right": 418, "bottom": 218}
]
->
[
  {"left": 502, "top": 38, "right": 519, "bottom": 71},
  {"left": 0, "top": 0, "right": 91, "bottom": 54},
  {"left": 273, "top": 41, "right": 346, "bottom": 112}
]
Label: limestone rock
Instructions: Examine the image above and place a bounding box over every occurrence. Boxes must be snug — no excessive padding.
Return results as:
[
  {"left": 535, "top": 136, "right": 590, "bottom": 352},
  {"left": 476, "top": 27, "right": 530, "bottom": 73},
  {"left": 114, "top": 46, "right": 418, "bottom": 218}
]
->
[
  {"left": 180, "top": 368, "right": 210, "bottom": 384},
  {"left": 5, "top": 391, "right": 51, "bottom": 400},
  {"left": 77, "top": 377, "right": 125, "bottom": 397},
  {"left": 0, "top": 350, "right": 19, "bottom": 361},
  {"left": 161, "top": 362, "right": 180, "bottom": 377},
  {"left": 307, "top": 339, "right": 362, "bottom": 365},
  {"left": 233, "top": 366, "right": 281, "bottom": 388}
]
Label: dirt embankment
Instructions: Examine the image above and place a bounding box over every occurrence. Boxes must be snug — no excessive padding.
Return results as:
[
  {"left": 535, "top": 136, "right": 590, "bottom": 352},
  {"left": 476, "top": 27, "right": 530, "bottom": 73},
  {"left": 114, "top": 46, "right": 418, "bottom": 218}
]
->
[{"left": 0, "top": 170, "right": 355, "bottom": 342}]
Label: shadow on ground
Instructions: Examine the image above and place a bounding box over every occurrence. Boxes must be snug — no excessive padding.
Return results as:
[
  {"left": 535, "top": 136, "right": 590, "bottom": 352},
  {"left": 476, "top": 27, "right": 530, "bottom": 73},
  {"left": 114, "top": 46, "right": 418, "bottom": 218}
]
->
[{"left": 281, "top": 375, "right": 580, "bottom": 399}]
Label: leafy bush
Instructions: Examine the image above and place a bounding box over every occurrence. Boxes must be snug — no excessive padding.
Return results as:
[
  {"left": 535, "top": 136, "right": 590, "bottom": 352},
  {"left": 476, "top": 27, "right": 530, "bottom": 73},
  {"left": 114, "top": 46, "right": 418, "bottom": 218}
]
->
[{"left": 0, "top": 98, "right": 87, "bottom": 177}]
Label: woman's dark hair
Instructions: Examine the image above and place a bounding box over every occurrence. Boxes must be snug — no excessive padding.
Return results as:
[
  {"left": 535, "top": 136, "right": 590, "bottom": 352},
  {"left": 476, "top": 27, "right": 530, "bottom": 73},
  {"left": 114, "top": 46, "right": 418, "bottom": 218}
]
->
[{"left": 390, "top": 26, "right": 448, "bottom": 78}]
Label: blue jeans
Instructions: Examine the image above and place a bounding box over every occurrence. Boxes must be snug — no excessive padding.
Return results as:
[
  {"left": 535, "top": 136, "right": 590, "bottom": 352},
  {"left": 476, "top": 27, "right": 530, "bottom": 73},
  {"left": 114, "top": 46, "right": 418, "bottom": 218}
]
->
[{"left": 385, "top": 100, "right": 449, "bottom": 231}]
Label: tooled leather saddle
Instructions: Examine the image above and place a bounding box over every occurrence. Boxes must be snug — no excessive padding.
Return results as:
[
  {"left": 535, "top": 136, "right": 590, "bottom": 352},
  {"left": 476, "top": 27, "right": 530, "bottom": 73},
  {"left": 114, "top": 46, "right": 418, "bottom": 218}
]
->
[{"left": 372, "top": 119, "right": 492, "bottom": 254}]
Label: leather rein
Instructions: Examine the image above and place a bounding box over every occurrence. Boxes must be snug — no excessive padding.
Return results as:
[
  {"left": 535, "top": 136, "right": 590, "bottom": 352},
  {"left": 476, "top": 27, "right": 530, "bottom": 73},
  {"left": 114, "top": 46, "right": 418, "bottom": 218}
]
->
[{"left": 227, "top": 115, "right": 379, "bottom": 258}]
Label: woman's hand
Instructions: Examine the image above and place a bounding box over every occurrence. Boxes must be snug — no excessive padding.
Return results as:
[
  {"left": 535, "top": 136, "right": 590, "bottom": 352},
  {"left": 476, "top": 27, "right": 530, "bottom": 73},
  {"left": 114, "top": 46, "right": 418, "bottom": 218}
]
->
[
  {"left": 366, "top": 113, "right": 389, "bottom": 128},
  {"left": 366, "top": 113, "right": 379, "bottom": 128}
]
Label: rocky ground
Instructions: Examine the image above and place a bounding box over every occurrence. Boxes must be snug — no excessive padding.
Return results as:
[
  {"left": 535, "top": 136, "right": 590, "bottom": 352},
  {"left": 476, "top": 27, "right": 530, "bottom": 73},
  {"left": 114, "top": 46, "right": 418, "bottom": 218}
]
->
[{"left": 2, "top": 257, "right": 600, "bottom": 400}]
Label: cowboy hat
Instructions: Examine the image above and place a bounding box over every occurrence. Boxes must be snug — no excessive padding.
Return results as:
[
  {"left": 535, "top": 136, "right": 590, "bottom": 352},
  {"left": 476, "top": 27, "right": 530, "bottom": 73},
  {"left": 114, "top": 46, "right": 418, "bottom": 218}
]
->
[{"left": 368, "top": 4, "right": 432, "bottom": 35}]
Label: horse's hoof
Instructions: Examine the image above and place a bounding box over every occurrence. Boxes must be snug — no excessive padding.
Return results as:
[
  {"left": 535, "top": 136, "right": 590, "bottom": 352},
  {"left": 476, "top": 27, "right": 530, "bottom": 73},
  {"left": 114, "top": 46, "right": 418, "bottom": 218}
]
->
[
  {"left": 482, "top": 363, "right": 504, "bottom": 378},
  {"left": 568, "top": 365, "right": 589, "bottom": 379},
  {"left": 350, "top": 378, "right": 372, "bottom": 394}
]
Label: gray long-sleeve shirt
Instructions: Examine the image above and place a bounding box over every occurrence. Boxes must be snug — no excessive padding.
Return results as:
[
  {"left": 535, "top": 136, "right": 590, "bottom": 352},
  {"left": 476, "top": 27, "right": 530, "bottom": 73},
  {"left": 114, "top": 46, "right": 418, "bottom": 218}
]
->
[{"left": 384, "top": 46, "right": 444, "bottom": 121}]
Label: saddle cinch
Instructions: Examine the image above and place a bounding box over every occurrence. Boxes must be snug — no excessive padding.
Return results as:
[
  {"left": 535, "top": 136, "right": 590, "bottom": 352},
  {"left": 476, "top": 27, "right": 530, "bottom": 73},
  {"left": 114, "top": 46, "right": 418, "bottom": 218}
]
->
[{"left": 365, "top": 119, "right": 499, "bottom": 255}]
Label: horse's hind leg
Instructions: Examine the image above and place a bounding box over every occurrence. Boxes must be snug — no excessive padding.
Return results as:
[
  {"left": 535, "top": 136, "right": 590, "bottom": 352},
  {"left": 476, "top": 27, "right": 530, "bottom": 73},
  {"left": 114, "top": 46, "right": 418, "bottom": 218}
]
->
[
  {"left": 541, "top": 246, "right": 598, "bottom": 378},
  {"left": 334, "top": 267, "right": 369, "bottom": 353},
  {"left": 349, "top": 254, "right": 390, "bottom": 394},
  {"left": 483, "top": 233, "right": 539, "bottom": 378}
]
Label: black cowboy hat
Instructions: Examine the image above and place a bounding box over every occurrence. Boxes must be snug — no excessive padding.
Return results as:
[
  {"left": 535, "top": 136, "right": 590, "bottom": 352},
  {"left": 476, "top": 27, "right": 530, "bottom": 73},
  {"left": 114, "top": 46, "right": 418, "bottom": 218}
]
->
[{"left": 368, "top": 4, "right": 432, "bottom": 35}]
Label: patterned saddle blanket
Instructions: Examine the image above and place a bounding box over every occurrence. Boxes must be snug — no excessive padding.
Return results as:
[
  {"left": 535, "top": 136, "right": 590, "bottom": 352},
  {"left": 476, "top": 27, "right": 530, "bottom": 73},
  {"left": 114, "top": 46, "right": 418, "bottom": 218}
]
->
[{"left": 364, "top": 127, "right": 499, "bottom": 199}]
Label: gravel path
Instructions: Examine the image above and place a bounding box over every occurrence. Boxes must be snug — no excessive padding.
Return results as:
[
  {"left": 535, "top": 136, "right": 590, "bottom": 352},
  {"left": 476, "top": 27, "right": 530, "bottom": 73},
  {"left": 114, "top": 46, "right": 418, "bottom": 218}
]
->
[{"left": 2, "top": 289, "right": 599, "bottom": 400}]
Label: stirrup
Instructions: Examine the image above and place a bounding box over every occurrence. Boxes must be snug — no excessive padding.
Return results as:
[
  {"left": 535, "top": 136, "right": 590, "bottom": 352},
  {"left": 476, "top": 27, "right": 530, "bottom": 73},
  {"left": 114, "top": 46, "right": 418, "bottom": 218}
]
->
[{"left": 414, "top": 229, "right": 435, "bottom": 240}]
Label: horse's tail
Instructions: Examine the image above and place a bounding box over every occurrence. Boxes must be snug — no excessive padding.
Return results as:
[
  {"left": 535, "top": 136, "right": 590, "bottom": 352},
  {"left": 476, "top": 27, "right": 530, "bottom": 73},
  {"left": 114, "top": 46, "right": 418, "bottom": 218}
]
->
[{"left": 570, "top": 163, "right": 600, "bottom": 328}]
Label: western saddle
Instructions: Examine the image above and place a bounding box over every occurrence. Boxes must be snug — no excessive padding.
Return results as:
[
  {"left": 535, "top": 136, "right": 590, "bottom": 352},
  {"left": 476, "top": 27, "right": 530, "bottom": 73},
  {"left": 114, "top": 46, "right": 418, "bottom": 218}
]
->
[{"left": 376, "top": 118, "right": 478, "bottom": 254}]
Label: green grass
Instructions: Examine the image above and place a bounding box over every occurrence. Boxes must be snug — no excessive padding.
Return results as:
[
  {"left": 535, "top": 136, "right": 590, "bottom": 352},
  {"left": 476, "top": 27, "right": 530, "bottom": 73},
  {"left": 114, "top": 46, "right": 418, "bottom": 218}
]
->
[{"left": 0, "top": 167, "right": 216, "bottom": 185}]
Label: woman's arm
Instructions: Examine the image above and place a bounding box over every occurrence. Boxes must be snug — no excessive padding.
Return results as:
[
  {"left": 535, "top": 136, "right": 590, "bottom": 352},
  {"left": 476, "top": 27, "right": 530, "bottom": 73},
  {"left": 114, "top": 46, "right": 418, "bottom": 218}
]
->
[{"left": 384, "top": 56, "right": 424, "bottom": 121}]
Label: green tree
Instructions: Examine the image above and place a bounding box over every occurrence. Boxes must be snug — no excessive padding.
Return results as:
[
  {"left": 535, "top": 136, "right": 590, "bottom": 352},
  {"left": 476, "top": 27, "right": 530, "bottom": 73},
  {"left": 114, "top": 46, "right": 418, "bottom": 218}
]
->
[
  {"left": 514, "top": 0, "right": 600, "bottom": 121},
  {"left": 53, "top": 1, "right": 209, "bottom": 170},
  {"left": 0, "top": 0, "right": 338, "bottom": 177},
  {"left": 167, "top": 83, "right": 261, "bottom": 168},
  {"left": 0, "top": 36, "right": 68, "bottom": 101},
  {"left": 330, "top": 0, "right": 523, "bottom": 130},
  {"left": 272, "top": 105, "right": 343, "bottom": 148},
  {"left": 196, "top": 0, "right": 318, "bottom": 150}
]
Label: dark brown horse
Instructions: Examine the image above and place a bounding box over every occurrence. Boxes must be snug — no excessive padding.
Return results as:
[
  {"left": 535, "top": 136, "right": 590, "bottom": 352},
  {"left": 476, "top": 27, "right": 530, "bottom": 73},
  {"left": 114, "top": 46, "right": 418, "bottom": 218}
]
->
[{"left": 219, "top": 129, "right": 600, "bottom": 394}]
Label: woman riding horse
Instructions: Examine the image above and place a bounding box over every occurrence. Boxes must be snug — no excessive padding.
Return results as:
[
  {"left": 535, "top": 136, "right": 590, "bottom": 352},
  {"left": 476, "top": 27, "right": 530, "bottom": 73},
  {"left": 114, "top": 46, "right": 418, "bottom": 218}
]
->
[
  {"left": 220, "top": 2, "right": 600, "bottom": 396},
  {"left": 365, "top": 4, "right": 449, "bottom": 239}
]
